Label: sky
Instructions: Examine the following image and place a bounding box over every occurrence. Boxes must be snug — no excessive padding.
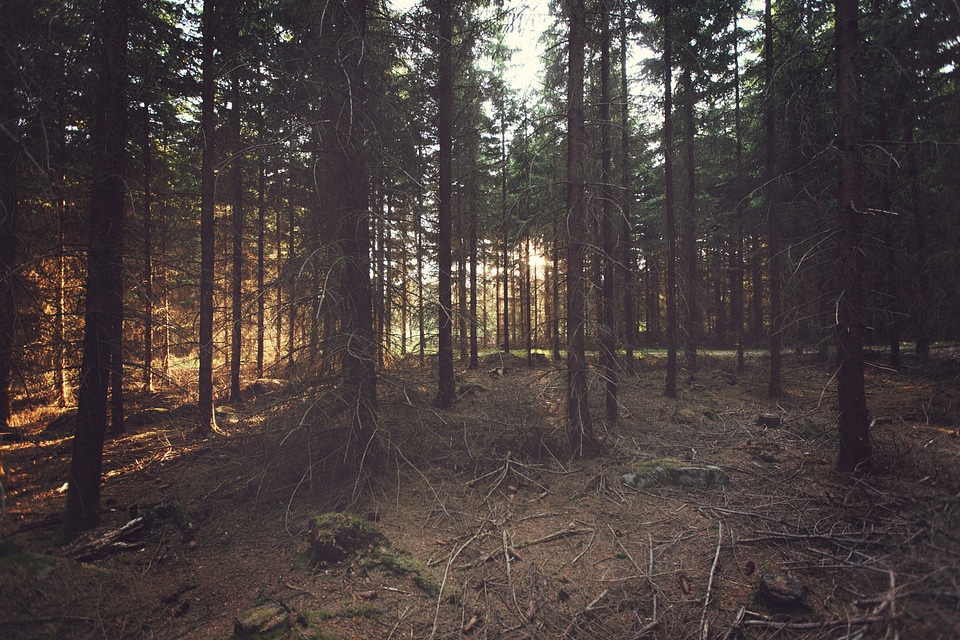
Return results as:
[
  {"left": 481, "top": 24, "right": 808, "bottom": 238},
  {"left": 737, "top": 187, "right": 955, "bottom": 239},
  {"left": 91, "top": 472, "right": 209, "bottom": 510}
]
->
[{"left": 388, "top": 0, "right": 554, "bottom": 95}]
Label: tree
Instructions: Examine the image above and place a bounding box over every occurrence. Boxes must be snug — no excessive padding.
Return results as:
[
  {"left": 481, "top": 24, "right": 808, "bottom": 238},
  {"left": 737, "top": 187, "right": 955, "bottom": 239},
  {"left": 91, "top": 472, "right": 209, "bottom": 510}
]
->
[
  {"left": 765, "top": 0, "right": 782, "bottom": 398},
  {"left": 599, "top": 0, "right": 618, "bottom": 422},
  {"left": 197, "top": 0, "right": 218, "bottom": 435},
  {"left": 334, "top": 0, "right": 381, "bottom": 468},
  {"left": 0, "top": 0, "right": 23, "bottom": 436},
  {"left": 662, "top": 0, "right": 678, "bottom": 398},
  {"left": 63, "top": 0, "right": 129, "bottom": 534},
  {"left": 435, "top": 0, "right": 456, "bottom": 409},
  {"left": 565, "top": 0, "right": 599, "bottom": 456},
  {"left": 834, "top": 0, "right": 871, "bottom": 471}
]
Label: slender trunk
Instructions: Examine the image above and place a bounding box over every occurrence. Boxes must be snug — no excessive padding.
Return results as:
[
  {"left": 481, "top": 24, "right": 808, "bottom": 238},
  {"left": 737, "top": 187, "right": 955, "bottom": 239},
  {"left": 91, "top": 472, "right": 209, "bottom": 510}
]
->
[
  {"left": 501, "top": 112, "right": 510, "bottom": 354},
  {"left": 256, "top": 128, "right": 265, "bottom": 379},
  {"left": 198, "top": 0, "right": 217, "bottom": 434},
  {"left": 142, "top": 105, "right": 153, "bottom": 393},
  {"left": 733, "top": 12, "right": 745, "bottom": 374},
  {"left": 566, "top": 0, "right": 598, "bottom": 456},
  {"left": 620, "top": 9, "right": 635, "bottom": 374},
  {"left": 663, "top": 0, "right": 678, "bottom": 398},
  {"left": 0, "top": 36, "right": 19, "bottom": 429},
  {"left": 435, "top": 0, "right": 455, "bottom": 408},
  {"left": 524, "top": 235, "right": 532, "bottom": 364},
  {"left": 229, "top": 71, "right": 244, "bottom": 403},
  {"left": 469, "top": 196, "right": 479, "bottom": 367},
  {"left": 64, "top": 0, "right": 128, "bottom": 532},
  {"left": 600, "top": 0, "right": 617, "bottom": 421},
  {"left": 680, "top": 66, "right": 697, "bottom": 375},
  {"left": 552, "top": 215, "right": 562, "bottom": 361},
  {"left": 834, "top": 0, "right": 871, "bottom": 472},
  {"left": 417, "top": 211, "right": 425, "bottom": 363},
  {"left": 765, "top": 0, "right": 782, "bottom": 397},
  {"left": 286, "top": 205, "right": 296, "bottom": 371}
]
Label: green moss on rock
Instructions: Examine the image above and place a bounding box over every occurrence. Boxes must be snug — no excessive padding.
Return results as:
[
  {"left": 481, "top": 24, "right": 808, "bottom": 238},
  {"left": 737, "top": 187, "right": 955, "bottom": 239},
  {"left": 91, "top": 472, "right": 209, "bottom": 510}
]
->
[{"left": 622, "top": 458, "right": 731, "bottom": 490}]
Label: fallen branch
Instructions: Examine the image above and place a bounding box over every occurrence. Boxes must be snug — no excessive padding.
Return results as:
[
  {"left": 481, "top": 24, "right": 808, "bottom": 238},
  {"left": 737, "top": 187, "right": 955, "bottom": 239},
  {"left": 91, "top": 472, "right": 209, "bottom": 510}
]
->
[{"left": 699, "top": 522, "right": 723, "bottom": 640}]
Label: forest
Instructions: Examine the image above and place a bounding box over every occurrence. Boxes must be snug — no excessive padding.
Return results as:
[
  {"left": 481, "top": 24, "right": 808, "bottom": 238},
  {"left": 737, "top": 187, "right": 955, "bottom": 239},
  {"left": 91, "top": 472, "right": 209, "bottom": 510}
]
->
[{"left": 1, "top": 0, "right": 959, "bottom": 638}]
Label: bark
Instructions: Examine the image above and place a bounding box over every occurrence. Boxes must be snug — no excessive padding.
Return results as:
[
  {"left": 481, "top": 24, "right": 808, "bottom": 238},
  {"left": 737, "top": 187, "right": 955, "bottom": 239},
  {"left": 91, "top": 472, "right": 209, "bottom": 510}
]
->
[
  {"left": 566, "top": 0, "right": 598, "bottom": 456},
  {"left": 620, "top": 9, "right": 636, "bottom": 374},
  {"left": 198, "top": 0, "right": 218, "bottom": 435},
  {"left": 142, "top": 105, "right": 154, "bottom": 393},
  {"left": 64, "top": 0, "right": 129, "bottom": 532},
  {"left": 229, "top": 70, "right": 244, "bottom": 404},
  {"left": 599, "top": 0, "right": 618, "bottom": 421},
  {"left": 336, "top": 0, "right": 379, "bottom": 467},
  {"left": 256, "top": 124, "right": 266, "bottom": 379},
  {"left": 834, "top": 0, "right": 872, "bottom": 472},
  {"left": 680, "top": 66, "right": 698, "bottom": 375},
  {"left": 663, "top": 0, "right": 678, "bottom": 398},
  {"left": 435, "top": 0, "right": 455, "bottom": 408},
  {"left": 733, "top": 13, "right": 745, "bottom": 374},
  {"left": 765, "top": 0, "right": 782, "bottom": 398},
  {"left": 0, "top": 6, "right": 20, "bottom": 430}
]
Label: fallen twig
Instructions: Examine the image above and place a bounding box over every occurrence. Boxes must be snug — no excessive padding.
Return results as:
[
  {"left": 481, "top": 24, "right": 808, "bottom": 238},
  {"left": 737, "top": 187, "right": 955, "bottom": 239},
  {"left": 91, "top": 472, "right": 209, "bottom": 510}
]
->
[{"left": 699, "top": 521, "right": 723, "bottom": 640}]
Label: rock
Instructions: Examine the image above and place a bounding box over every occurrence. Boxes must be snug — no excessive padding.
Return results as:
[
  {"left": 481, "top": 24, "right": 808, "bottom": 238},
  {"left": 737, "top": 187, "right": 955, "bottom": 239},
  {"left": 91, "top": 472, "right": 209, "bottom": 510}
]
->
[
  {"left": 234, "top": 602, "right": 292, "bottom": 638},
  {"left": 759, "top": 571, "right": 806, "bottom": 606},
  {"left": 622, "top": 459, "right": 731, "bottom": 490}
]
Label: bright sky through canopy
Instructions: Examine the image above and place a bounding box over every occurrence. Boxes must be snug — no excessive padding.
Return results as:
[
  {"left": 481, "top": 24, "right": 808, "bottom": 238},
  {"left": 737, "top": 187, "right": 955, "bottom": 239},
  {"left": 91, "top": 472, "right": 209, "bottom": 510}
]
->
[{"left": 389, "top": 0, "right": 552, "bottom": 95}]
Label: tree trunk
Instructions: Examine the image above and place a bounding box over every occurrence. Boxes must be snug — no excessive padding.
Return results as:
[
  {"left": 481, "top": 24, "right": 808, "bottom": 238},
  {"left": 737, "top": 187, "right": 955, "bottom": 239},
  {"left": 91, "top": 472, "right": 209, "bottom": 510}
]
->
[
  {"left": 229, "top": 70, "right": 244, "bottom": 403},
  {"left": 469, "top": 190, "right": 479, "bottom": 368},
  {"left": 64, "top": 0, "right": 129, "bottom": 533},
  {"left": 663, "top": 0, "right": 678, "bottom": 398},
  {"left": 142, "top": 105, "right": 154, "bottom": 393},
  {"left": 198, "top": 0, "right": 218, "bottom": 435},
  {"left": 335, "top": 0, "right": 379, "bottom": 467},
  {"left": 620, "top": 9, "right": 635, "bottom": 374},
  {"left": 765, "top": 0, "right": 782, "bottom": 398},
  {"left": 256, "top": 119, "right": 266, "bottom": 379},
  {"left": 733, "top": 12, "right": 745, "bottom": 374},
  {"left": 0, "top": 20, "right": 19, "bottom": 430},
  {"left": 599, "top": 0, "right": 618, "bottom": 421},
  {"left": 566, "top": 0, "right": 598, "bottom": 456},
  {"left": 834, "top": 0, "right": 871, "bottom": 472},
  {"left": 435, "top": 0, "right": 455, "bottom": 409},
  {"left": 680, "top": 65, "right": 698, "bottom": 376}
]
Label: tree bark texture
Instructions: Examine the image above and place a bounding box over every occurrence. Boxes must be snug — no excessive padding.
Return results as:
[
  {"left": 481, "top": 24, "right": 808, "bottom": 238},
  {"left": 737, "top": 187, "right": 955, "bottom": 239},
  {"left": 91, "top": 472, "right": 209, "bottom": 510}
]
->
[
  {"left": 834, "top": 0, "right": 872, "bottom": 472},
  {"left": 436, "top": 0, "right": 456, "bottom": 409},
  {"left": 565, "top": 0, "right": 598, "bottom": 456},
  {"left": 65, "top": 0, "right": 129, "bottom": 532},
  {"left": 663, "top": 0, "right": 678, "bottom": 398},
  {"left": 198, "top": 0, "right": 218, "bottom": 435}
]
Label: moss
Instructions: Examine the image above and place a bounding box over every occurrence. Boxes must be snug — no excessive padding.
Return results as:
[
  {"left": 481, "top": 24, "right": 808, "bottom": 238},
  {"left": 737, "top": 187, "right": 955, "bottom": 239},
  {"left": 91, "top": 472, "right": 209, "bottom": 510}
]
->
[
  {"left": 307, "top": 513, "right": 387, "bottom": 566},
  {"left": 308, "top": 605, "right": 381, "bottom": 622},
  {"left": 362, "top": 550, "right": 441, "bottom": 598},
  {"left": 0, "top": 550, "right": 57, "bottom": 577},
  {"left": 622, "top": 458, "right": 731, "bottom": 490}
]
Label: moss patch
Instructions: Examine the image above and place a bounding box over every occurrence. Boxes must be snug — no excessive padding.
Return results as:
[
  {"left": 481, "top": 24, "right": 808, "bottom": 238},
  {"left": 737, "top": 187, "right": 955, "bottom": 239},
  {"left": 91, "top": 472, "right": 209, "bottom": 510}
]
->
[
  {"left": 622, "top": 458, "right": 731, "bottom": 490},
  {"left": 307, "top": 513, "right": 387, "bottom": 566}
]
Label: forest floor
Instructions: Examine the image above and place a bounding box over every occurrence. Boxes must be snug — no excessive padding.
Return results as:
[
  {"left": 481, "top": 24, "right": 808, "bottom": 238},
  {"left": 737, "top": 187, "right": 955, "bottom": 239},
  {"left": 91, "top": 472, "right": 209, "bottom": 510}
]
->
[{"left": 2, "top": 348, "right": 960, "bottom": 639}]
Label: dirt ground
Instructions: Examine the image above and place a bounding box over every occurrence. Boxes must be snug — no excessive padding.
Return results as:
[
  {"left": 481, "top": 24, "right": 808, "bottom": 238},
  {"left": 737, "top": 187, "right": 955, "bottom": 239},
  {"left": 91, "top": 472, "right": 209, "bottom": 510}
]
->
[{"left": 2, "top": 348, "right": 960, "bottom": 639}]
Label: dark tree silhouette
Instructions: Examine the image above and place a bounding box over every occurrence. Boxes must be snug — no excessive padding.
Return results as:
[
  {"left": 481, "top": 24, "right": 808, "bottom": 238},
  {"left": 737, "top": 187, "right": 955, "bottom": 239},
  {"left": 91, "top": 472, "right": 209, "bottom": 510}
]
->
[
  {"left": 63, "top": 0, "right": 129, "bottom": 534},
  {"left": 566, "top": 0, "right": 599, "bottom": 456},
  {"left": 834, "top": 0, "right": 871, "bottom": 471},
  {"left": 436, "top": 0, "right": 456, "bottom": 409}
]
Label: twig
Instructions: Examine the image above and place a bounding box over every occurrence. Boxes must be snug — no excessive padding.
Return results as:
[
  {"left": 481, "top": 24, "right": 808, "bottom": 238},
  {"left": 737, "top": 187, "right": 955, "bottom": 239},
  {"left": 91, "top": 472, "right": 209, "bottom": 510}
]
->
[
  {"left": 699, "top": 522, "right": 723, "bottom": 640},
  {"left": 572, "top": 527, "right": 596, "bottom": 564},
  {"left": 430, "top": 524, "right": 485, "bottom": 639},
  {"left": 742, "top": 615, "right": 885, "bottom": 630},
  {"left": 516, "top": 527, "right": 594, "bottom": 550},
  {"left": 608, "top": 524, "right": 642, "bottom": 575},
  {"left": 632, "top": 618, "right": 661, "bottom": 638}
]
